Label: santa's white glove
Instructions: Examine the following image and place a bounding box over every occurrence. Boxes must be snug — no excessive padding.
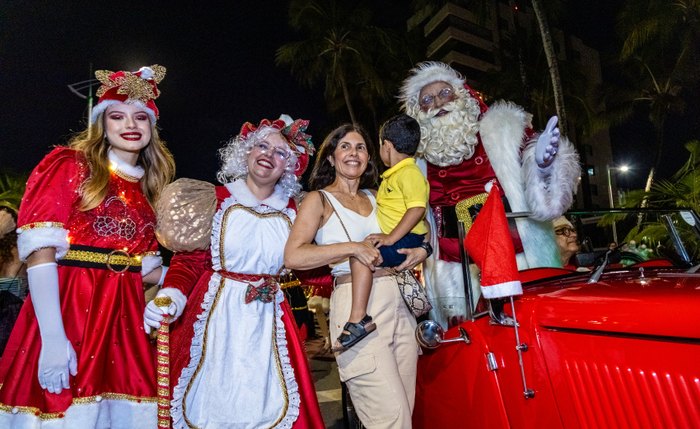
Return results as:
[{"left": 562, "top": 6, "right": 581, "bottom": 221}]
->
[
  {"left": 143, "top": 287, "right": 187, "bottom": 334},
  {"left": 535, "top": 116, "right": 561, "bottom": 169},
  {"left": 28, "top": 262, "right": 78, "bottom": 394}
]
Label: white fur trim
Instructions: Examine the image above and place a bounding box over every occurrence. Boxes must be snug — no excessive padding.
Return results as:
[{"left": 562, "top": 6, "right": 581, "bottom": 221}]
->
[
  {"left": 478, "top": 101, "right": 569, "bottom": 268},
  {"left": 479, "top": 101, "right": 531, "bottom": 213},
  {"left": 17, "top": 226, "right": 69, "bottom": 261},
  {"left": 522, "top": 135, "right": 580, "bottom": 221},
  {"left": 481, "top": 280, "right": 523, "bottom": 299},
  {"left": 90, "top": 99, "right": 156, "bottom": 124},
  {"left": 140, "top": 254, "right": 162, "bottom": 277},
  {"left": 0, "top": 397, "right": 157, "bottom": 429},
  {"left": 400, "top": 61, "right": 465, "bottom": 112},
  {"left": 108, "top": 150, "right": 145, "bottom": 179},
  {"left": 225, "top": 179, "right": 289, "bottom": 211}
]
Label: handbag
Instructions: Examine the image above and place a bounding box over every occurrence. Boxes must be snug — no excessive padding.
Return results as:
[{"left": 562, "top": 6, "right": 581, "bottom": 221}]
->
[
  {"left": 320, "top": 191, "right": 432, "bottom": 318},
  {"left": 390, "top": 269, "right": 432, "bottom": 318}
]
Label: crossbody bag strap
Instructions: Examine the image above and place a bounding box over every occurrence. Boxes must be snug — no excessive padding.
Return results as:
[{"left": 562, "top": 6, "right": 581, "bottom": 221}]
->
[{"left": 319, "top": 190, "right": 352, "bottom": 242}]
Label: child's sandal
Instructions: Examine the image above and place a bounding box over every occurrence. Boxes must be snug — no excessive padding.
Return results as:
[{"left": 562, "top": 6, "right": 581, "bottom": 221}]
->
[{"left": 333, "top": 315, "right": 376, "bottom": 352}]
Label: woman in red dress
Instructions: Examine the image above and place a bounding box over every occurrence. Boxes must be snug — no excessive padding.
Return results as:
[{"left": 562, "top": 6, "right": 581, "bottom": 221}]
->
[
  {"left": 145, "top": 116, "right": 325, "bottom": 428},
  {"left": 0, "top": 65, "right": 175, "bottom": 428}
]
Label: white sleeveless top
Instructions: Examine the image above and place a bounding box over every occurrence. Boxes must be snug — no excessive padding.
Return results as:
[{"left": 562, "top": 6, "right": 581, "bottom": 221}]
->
[{"left": 314, "top": 190, "right": 381, "bottom": 276}]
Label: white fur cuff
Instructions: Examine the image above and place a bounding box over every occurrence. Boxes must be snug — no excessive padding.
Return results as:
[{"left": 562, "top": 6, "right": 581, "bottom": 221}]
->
[{"left": 17, "top": 226, "right": 69, "bottom": 261}]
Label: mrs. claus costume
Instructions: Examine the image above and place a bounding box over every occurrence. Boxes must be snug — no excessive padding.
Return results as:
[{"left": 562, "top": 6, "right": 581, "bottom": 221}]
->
[
  {"left": 152, "top": 117, "right": 324, "bottom": 428},
  {"left": 0, "top": 66, "right": 169, "bottom": 428},
  {"left": 400, "top": 61, "right": 580, "bottom": 328}
]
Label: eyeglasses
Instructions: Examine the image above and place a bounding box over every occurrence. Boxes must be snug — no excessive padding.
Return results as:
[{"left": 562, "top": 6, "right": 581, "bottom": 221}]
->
[
  {"left": 554, "top": 226, "right": 577, "bottom": 237},
  {"left": 252, "top": 141, "right": 292, "bottom": 161},
  {"left": 419, "top": 87, "right": 455, "bottom": 108}
]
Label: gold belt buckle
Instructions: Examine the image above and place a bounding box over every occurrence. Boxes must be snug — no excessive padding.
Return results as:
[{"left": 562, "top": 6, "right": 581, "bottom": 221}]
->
[
  {"left": 106, "top": 249, "right": 131, "bottom": 273},
  {"left": 455, "top": 193, "right": 489, "bottom": 233}
]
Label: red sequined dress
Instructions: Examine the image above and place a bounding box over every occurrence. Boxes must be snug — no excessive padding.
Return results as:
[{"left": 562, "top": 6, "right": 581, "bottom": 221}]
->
[{"left": 0, "top": 147, "right": 161, "bottom": 428}]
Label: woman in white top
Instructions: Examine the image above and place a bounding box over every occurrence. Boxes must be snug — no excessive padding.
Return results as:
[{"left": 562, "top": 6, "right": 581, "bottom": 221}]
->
[{"left": 285, "top": 124, "right": 428, "bottom": 429}]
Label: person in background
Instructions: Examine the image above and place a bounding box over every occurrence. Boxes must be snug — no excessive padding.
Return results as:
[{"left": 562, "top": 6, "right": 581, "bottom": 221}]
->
[
  {"left": 144, "top": 115, "right": 324, "bottom": 428},
  {"left": 553, "top": 216, "right": 581, "bottom": 270},
  {"left": 0, "top": 65, "right": 175, "bottom": 428},
  {"left": 285, "top": 124, "right": 428, "bottom": 428},
  {"left": 0, "top": 208, "right": 26, "bottom": 356}
]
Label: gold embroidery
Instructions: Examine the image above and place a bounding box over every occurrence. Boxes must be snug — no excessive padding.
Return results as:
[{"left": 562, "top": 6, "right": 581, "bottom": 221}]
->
[
  {"left": 18, "top": 222, "right": 64, "bottom": 231},
  {"left": 455, "top": 193, "right": 488, "bottom": 233},
  {"left": 269, "top": 300, "right": 289, "bottom": 428},
  {"left": 0, "top": 393, "right": 157, "bottom": 420},
  {"left": 62, "top": 248, "right": 143, "bottom": 267},
  {"left": 111, "top": 167, "right": 140, "bottom": 183}
]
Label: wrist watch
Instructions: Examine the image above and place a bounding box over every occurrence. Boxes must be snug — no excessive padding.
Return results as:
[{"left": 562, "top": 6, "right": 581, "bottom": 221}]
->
[{"left": 419, "top": 241, "right": 433, "bottom": 258}]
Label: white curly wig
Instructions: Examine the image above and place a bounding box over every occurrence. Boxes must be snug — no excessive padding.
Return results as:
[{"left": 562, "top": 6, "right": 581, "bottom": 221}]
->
[{"left": 217, "top": 126, "right": 301, "bottom": 198}]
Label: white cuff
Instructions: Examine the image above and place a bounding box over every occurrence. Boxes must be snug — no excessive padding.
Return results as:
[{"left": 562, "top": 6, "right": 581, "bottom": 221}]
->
[
  {"left": 157, "top": 266, "right": 168, "bottom": 286},
  {"left": 141, "top": 254, "right": 163, "bottom": 277},
  {"left": 17, "top": 226, "right": 69, "bottom": 261}
]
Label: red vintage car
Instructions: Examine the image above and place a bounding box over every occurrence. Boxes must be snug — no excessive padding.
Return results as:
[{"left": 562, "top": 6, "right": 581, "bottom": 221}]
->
[{"left": 413, "top": 209, "right": 700, "bottom": 429}]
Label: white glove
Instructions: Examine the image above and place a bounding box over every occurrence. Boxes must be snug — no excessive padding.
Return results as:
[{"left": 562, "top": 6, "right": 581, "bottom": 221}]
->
[
  {"left": 143, "top": 287, "right": 187, "bottom": 334},
  {"left": 27, "top": 262, "right": 78, "bottom": 394},
  {"left": 535, "top": 116, "right": 561, "bottom": 169}
]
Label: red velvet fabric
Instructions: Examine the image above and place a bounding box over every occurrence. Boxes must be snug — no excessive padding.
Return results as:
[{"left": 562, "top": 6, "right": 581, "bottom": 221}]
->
[{"left": 0, "top": 148, "right": 159, "bottom": 414}]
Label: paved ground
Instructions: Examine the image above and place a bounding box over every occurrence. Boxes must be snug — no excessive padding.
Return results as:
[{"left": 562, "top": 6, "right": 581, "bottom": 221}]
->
[{"left": 306, "top": 336, "right": 345, "bottom": 428}]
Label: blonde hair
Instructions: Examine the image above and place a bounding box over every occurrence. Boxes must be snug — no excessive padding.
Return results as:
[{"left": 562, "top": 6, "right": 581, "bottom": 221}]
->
[{"left": 69, "top": 113, "right": 176, "bottom": 211}]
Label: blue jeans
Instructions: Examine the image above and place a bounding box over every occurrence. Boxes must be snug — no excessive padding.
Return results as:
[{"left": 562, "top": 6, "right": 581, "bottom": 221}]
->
[{"left": 379, "top": 233, "right": 425, "bottom": 267}]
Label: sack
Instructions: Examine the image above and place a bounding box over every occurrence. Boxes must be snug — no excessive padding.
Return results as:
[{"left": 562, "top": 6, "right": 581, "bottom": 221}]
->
[{"left": 395, "top": 270, "right": 432, "bottom": 317}]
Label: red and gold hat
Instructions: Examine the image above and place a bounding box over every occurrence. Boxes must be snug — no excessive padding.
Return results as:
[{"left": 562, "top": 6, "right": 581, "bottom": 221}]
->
[
  {"left": 238, "top": 114, "right": 315, "bottom": 177},
  {"left": 90, "top": 65, "right": 166, "bottom": 123}
]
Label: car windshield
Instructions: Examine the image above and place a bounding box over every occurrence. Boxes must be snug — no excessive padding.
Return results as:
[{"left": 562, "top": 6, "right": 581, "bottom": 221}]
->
[{"left": 553, "top": 209, "right": 700, "bottom": 271}]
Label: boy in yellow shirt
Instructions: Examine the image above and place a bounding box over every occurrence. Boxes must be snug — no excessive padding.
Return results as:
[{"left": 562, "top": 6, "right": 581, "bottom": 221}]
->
[{"left": 336, "top": 114, "right": 430, "bottom": 351}]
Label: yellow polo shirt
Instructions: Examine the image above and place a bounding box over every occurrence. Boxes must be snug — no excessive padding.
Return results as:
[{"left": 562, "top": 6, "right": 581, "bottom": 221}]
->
[{"left": 377, "top": 157, "right": 429, "bottom": 235}]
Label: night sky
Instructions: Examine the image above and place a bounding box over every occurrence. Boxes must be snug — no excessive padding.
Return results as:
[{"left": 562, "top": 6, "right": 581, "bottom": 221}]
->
[{"left": 1, "top": 1, "right": 695, "bottom": 189}]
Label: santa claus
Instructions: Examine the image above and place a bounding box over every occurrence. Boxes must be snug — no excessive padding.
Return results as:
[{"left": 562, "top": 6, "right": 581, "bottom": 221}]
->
[{"left": 400, "top": 61, "right": 580, "bottom": 328}]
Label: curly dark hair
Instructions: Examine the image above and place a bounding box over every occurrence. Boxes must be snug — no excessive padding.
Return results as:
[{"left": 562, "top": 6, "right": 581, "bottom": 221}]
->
[
  {"left": 0, "top": 207, "right": 18, "bottom": 269},
  {"left": 308, "top": 124, "right": 379, "bottom": 191}
]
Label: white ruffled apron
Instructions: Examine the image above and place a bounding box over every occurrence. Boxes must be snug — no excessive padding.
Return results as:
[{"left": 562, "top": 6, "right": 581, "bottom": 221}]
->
[
  {"left": 170, "top": 185, "right": 300, "bottom": 429},
  {"left": 182, "top": 274, "right": 297, "bottom": 429}
]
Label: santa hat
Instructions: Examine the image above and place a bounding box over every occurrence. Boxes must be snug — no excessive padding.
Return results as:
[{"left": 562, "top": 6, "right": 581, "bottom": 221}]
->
[
  {"left": 90, "top": 65, "right": 166, "bottom": 124},
  {"left": 464, "top": 182, "right": 523, "bottom": 299},
  {"left": 399, "top": 61, "right": 465, "bottom": 112},
  {"left": 238, "top": 114, "right": 315, "bottom": 177}
]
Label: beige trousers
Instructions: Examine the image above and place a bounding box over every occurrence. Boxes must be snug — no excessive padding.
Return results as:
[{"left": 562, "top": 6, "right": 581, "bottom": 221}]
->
[{"left": 330, "top": 275, "right": 419, "bottom": 429}]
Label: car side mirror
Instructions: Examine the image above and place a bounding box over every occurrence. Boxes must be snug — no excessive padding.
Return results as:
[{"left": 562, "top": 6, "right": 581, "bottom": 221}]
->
[{"left": 415, "top": 320, "right": 470, "bottom": 349}]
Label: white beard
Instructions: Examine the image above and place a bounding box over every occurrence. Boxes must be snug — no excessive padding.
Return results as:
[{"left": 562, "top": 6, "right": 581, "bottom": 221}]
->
[{"left": 415, "top": 88, "right": 482, "bottom": 167}]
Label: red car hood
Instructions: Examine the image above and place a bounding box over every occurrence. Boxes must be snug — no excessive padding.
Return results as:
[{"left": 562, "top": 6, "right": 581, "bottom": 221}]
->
[{"left": 530, "top": 270, "right": 700, "bottom": 340}]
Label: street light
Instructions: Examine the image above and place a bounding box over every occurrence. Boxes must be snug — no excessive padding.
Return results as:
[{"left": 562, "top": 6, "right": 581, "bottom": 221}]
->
[
  {"left": 67, "top": 64, "right": 99, "bottom": 134},
  {"left": 607, "top": 164, "right": 630, "bottom": 244}
]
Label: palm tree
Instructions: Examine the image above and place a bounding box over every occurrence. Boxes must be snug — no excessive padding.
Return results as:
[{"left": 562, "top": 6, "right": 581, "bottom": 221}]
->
[
  {"left": 409, "top": 0, "right": 568, "bottom": 133},
  {"left": 276, "top": 0, "right": 403, "bottom": 127},
  {"left": 529, "top": 0, "right": 568, "bottom": 135},
  {"left": 622, "top": 140, "right": 700, "bottom": 213},
  {"left": 614, "top": 0, "right": 700, "bottom": 192},
  {"left": 613, "top": 140, "right": 700, "bottom": 260},
  {"left": 0, "top": 172, "right": 27, "bottom": 212}
]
